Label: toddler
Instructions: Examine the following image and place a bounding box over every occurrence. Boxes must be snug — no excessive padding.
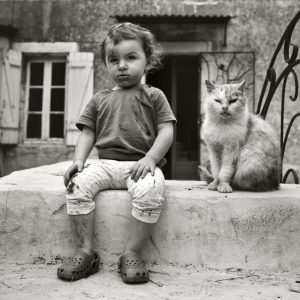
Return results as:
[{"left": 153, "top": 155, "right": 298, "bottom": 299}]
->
[{"left": 57, "top": 22, "right": 176, "bottom": 283}]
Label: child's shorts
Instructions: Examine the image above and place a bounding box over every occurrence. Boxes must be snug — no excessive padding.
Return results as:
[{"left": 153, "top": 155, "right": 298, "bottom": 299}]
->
[{"left": 66, "top": 159, "right": 165, "bottom": 224}]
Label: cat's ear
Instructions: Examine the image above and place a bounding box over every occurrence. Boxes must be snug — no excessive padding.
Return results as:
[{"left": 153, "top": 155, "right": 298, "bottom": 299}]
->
[
  {"left": 205, "top": 80, "right": 216, "bottom": 93},
  {"left": 238, "top": 80, "right": 246, "bottom": 92}
]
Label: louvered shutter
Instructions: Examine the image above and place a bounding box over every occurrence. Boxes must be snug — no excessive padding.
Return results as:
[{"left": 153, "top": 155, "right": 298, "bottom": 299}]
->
[
  {"left": 0, "top": 50, "right": 22, "bottom": 144},
  {"left": 65, "top": 52, "right": 94, "bottom": 145}
]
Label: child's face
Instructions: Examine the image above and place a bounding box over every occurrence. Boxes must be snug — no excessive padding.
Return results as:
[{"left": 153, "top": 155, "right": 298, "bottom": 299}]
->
[{"left": 105, "top": 38, "right": 147, "bottom": 89}]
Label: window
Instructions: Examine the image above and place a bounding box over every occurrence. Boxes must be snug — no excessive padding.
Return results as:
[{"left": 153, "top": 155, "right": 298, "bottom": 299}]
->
[
  {"left": 25, "top": 59, "right": 66, "bottom": 140},
  {"left": 8, "top": 43, "right": 93, "bottom": 145}
]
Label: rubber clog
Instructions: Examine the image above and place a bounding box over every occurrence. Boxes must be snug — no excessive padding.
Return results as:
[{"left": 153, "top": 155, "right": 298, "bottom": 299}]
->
[
  {"left": 118, "top": 251, "right": 149, "bottom": 283},
  {"left": 57, "top": 251, "right": 100, "bottom": 281}
]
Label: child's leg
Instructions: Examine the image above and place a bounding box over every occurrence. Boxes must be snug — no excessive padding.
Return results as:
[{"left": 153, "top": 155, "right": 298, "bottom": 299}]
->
[
  {"left": 66, "top": 161, "right": 116, "bottom": 253},
  {"left": 120, "top": 167, "right": 165, "bottom": 283},
  {"left": 58, "top": 160, "right": 116, "bottom": 281},
  {"left": 125, "top": 166, "right": 165, "bottom": 253},
  {"left": 58, "top": 209, "right": 97, "bottom": 281},
  {"left": 123, "top": 217, "right": 154, "bottom": 254},
  {"left": 70, "top": 211, "right": 95, "bottom": 256}
]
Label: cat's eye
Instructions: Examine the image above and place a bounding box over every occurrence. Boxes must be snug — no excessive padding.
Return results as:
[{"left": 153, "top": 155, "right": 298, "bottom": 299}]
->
[
  {"left": 214, "top": 99, "right": 221, "bottom": 103},
  {"left": 229, "top": 98, "right": 238, "bottom": 104}
]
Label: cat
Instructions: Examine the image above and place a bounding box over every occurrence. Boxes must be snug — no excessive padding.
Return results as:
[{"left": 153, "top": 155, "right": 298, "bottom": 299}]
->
[{"left": 199, "top": 80, "right": 281, "bottom": 193}]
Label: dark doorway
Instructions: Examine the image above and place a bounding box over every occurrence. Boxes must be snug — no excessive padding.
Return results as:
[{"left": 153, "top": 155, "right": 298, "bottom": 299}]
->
[{"left": 147, "top": 56, "right": 199, "bottom": 179}]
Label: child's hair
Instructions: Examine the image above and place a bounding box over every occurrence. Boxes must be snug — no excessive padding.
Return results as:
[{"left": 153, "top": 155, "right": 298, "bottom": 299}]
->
[{"left": 101, "top": 22, "right": 163, "bottom": 73}]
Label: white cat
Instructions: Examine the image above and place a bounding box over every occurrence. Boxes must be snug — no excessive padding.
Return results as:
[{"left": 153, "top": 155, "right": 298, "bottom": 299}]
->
[{"left": 199, "top": 80, "right": 281, "bottom": 193}]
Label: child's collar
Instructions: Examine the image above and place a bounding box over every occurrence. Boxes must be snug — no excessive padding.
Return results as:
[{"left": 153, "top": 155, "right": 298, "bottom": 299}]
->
[{"left": 111, "top": 84, "right": 145, "bottom": 91}]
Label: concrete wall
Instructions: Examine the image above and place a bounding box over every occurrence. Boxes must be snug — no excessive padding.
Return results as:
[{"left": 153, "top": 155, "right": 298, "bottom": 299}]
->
[
  {"left": 1, "top": 161, "right": 300, "bottom": 271},
  {"left": 0, "top": 0, "right": 299, "bottom": 177}
]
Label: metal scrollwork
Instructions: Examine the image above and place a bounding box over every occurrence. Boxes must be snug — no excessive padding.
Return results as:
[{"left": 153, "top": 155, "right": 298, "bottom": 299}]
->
[{"left": 256, "top": 11, "right": 300, "bottom": 184}]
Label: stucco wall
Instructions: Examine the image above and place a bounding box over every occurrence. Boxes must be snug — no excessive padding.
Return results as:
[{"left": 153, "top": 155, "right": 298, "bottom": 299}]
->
[
  {"left": 1, "top": 161, "right": 300, "bottom": 271},
  {"left": 0, "top": 0, "right": 299, "bottom": 178}
]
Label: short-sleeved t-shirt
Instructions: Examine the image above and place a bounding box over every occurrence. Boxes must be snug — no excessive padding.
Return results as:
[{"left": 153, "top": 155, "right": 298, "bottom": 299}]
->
[{"left": 76, "top": 84, "right": 176, "bottom": 164}]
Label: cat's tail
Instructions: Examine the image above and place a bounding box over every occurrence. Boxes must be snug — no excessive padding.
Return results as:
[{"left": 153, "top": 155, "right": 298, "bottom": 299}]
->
[{"left": 198, "top": 166, "right": 214, "bottom": 183}]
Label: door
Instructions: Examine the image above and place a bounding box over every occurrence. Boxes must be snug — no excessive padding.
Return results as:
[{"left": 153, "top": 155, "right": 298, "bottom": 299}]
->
[
  {"left": 147, "top": 52, "right": 255, "bottom": 180},
  {"left": 147, "top": 55, "right": 200, "bottom": 180}
]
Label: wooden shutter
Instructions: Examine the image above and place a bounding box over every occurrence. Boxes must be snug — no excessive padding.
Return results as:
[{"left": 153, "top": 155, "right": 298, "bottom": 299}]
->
[
  {"left": 65, "top": 52, "right": 94, "bottom": 145},
  {"left": 0, "top": 50, "right": 22, "bottom": 144}
]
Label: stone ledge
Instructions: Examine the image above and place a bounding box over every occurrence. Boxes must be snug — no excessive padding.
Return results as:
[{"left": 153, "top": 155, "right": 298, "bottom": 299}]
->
[{"left": 0, "top": 161, "right": 300, "bottom": 272}]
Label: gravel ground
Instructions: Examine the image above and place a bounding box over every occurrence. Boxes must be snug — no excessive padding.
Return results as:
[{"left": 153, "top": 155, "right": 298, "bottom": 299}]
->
[{"left": 1, "top": 262, "right": 300, "bottom": 300}]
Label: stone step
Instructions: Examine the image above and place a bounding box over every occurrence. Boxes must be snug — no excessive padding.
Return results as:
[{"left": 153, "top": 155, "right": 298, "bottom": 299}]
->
[{"left": 0, "top": 161, "right": 300, "bottom": 272}]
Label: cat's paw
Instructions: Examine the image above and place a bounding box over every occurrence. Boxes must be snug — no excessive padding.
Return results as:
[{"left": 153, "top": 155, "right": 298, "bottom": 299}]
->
[
  {"left": 208, "top": 181, "right": 218, "bottom": 190},
  {"left": 217, "top": 182, "right": 233, "bottom": 193}
]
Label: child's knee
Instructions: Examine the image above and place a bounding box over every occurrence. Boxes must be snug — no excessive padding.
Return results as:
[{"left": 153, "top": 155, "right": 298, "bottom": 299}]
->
[
  {"left": 130, "top": 169, "right": 165, "bottom": 224},
  {"left": 66, "top": 199, "right": 95, "bottom": 215},
  {"left": 66, "top": 178, "right": 95, "bottom": 215}
]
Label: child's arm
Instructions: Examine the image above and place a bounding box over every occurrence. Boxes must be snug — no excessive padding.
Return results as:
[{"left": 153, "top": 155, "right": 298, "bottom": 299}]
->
[
  {"left": 64, "top": 126, "right": 96, "bottom": 187},
  {"left": 130, "top": 121, "right": 174, "bottom": 182}
]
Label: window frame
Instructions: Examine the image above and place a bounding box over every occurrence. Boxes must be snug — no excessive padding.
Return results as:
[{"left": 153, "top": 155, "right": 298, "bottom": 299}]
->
[{"left": 24, "top": 56, "right": 67, "bottom": 143}]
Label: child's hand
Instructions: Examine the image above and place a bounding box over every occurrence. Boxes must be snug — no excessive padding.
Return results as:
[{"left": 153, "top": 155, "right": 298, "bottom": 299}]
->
[
  {"left": 64, "top": 160, "right": 84, "bottom": 187},
  {"left": 130, "top": 156, "right": 156, "bottom": 182}
]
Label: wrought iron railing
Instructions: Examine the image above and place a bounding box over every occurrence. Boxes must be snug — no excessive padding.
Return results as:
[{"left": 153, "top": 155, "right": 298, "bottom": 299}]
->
[{"left": 256, "top": 11, "right": 300, "bottom": 184}]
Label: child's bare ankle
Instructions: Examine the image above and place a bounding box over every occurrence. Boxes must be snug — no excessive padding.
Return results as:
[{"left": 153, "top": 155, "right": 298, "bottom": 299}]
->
[
  {"left": 77, "top": 248, "right": 94, "bottom": 256},
  {"left": 122, "top": 249, "right": 139, "bottom": 256}
]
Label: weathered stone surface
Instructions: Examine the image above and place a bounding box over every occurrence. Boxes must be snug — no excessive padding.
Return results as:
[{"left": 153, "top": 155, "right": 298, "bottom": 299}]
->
[
  {"left": 1, "top": 263, "right": 299, "bottom": 299},
  {"left": 0, "top": 161, "right": 300, "bottom": 272},
  {"left": 0, "top": 0, "right": 299, "bottom": 178}
]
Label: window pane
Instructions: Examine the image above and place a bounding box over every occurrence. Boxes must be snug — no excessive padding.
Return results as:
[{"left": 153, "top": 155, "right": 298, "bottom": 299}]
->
[
  {"left": 50, "top": 88, "right": 65, "bottom": 111},
  {"left": 52, "top": 62, "right": 66, "bottom": 86},
  {"left": 50, "top": 114, "right": 64, "bottom": 138},
  {"left": 28, "top": 88, "right": 43, "bottom": 111},
  {"left": 27, "top": 114, "right": 42, "bottom": 138},
  {"left": 30, "top": 63, "right": 44, "bottom": 86}
]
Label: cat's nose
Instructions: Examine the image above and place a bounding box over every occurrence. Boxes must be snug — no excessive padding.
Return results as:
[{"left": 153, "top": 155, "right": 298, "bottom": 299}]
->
[{"left": 222, "top": 106, "right": 228, "bottom": 111}]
